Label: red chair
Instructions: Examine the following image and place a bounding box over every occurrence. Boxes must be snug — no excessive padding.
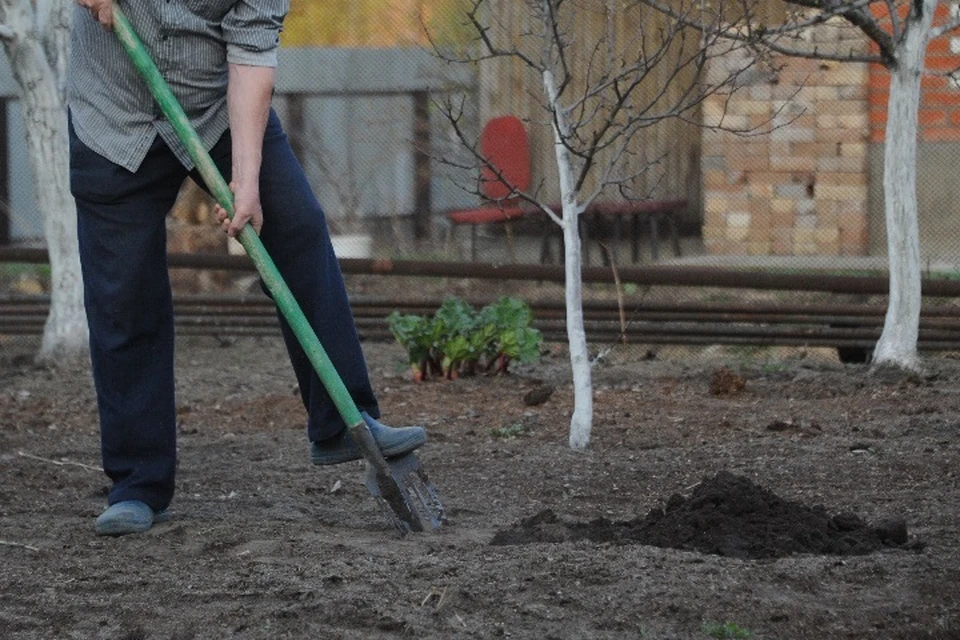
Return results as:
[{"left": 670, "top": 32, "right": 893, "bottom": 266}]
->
[{"left": 446, "top": 116, "right": 532, "bottom": 261}]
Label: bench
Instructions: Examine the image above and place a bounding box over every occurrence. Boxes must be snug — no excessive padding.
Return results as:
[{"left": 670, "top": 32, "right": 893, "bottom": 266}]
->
[
  {"left": 539, "top": 199, "right": 687, "bottom": 265},
  {"left": 448, "top": 198, "right": 687, "bottom": 265}
]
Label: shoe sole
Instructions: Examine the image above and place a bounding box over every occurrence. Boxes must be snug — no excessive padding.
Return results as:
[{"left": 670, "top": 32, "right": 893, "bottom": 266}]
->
[
  {"left": 311, "top": 436, "right": 426, "bottom": 466},
  {"left": 95, "top": 520, "right": 154, "bottom": 536},
  {"left": 94, "top": 510, "right": 170, "bottom": 536}
]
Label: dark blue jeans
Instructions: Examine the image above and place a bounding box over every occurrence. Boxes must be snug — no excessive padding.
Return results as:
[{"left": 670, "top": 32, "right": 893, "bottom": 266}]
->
[{"left": 69, "top": 110, "right": 379, "bottom": 511}]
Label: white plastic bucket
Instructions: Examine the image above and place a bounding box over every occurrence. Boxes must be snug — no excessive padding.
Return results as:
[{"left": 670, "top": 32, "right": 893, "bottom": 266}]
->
[{"left": 330, "top": 233, "right": 373, "bottom": 259}]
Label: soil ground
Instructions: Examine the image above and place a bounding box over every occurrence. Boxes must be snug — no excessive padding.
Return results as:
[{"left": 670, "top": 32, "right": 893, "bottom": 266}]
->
[{"left": 1, "top": 334, "right": 958, "bottom": 639}]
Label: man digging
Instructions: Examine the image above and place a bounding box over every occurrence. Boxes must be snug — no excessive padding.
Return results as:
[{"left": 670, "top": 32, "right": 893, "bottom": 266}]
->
[{"left": 71, "top": 0, "right": 426, "bottom": 536}]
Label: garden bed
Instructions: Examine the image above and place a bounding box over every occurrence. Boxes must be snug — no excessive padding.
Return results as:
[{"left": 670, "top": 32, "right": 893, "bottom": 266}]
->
[{"left": 0, "top": 335, "right": 958, "bottom": 639}]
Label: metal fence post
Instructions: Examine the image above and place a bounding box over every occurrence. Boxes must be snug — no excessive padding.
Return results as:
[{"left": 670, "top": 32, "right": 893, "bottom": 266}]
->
[
  {"left": 412, "top": 89, "right": 432, "bottom": 241},
  {"left": 0, "top": 97, "right": 9, "bottom": 246}
]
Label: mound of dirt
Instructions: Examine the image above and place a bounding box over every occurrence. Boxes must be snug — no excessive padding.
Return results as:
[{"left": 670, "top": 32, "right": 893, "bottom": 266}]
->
[{"left": 491, "top": 471, "right": 919, "bottom": 559}]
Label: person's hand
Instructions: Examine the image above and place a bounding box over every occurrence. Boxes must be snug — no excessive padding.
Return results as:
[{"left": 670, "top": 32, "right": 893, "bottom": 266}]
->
[
  {"left": 215, "top": 181, "right": 263, "bottom": 238},
  {"left": 76, "top": 0, "right": 113, "bottom": 30}
]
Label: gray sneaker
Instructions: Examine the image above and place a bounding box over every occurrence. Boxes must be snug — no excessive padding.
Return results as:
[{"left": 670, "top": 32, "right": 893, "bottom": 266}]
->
[
  {"left": 94, "top": 500, "right": 170, "bottom": 536},
  {"left": 311, "top": 412, "right": 426, "bottom": 466}
]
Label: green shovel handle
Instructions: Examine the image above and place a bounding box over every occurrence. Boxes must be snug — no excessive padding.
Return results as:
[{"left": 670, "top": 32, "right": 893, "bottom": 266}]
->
[{"left": 111, "top": 5, "right": 364, "bottom": 430}]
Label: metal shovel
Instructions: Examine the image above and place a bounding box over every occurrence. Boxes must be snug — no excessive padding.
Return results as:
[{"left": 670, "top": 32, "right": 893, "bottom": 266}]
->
[{"left": 111, "top": 6, "right": 444, "bottom": 534}]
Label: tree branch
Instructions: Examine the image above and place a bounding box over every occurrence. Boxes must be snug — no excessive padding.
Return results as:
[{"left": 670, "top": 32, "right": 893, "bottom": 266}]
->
[
  {"left": 640, "top": 0, "right": 892, "bottom": 66},
  {"left": 0, "top": 539, "right": 40, "bottom": 552},
  {"left": 931, "top": 17, "right": 960, "bottom": 39},
  {"left": 884, "top": 0, "right": 902, "bottom": 41},
  {"left": 783, "top": 0, "right": 896, "bottom": 64}
]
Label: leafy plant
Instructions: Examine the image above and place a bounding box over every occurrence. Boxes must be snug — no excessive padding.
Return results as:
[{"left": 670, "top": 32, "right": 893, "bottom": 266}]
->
[
  {"left": 433, "top": 297, "right": 480, "bottom": 378},
  {"left": 702, "top": 621, "right": 754, "bottom": 639},
  {"left": 478, "top": 297, "right": 543, "bottom": 374},
  {"left": 386, "top": 296, "right": 542, "bottom": 381},
  {"left": 495, "top": 326, "right": 542, "bottom": 372},
  {"left": 385, "top": 312, "right": 434, "bottom": 381},
  {"left": 479, "top": 296, "right": 532, "bottom": 332},
  {"left": 491, "top": 422, "right": 530, "bottom": 439},
  {"left": 441, "top": 333, "right": 476, "bottom": 378},
  {"left": 435, "top": 297, "right": 479, "bottom": 337}
]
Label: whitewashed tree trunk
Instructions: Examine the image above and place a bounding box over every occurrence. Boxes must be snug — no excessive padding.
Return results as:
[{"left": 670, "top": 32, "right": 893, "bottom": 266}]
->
[
  {"left": 1, "top": 0, "right": 87, "bottom": 363},
  {"left": 543, "top": 66, "right": 593, "bottom": 450},
  {"left": 561, "top": 209, "right": 593, "bottom": 450},
  {"left": 872, "top": 0, "right": 936, "bottom": 371}
]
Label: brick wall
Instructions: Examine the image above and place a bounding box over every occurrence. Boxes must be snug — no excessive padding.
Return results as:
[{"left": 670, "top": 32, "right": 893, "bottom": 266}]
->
[
  {"left": 701, "top": 6, "right": 960, "bottom": 259},
  {"left": 869, "top": 2, "right": 960, "bottom": 143},
  {"left": 702, "top": 23, "right": 870, "bottom": 256}
]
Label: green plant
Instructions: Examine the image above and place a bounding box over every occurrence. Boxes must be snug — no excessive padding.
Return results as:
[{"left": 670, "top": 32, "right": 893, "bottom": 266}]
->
[
  {"left": 0, "top": 263, "right": 52, "bottom": 293},
  {"left": 759, "top": 361, "right": 787, "bottom": 375},
  {"left": 433, "top": 297, "right": 480, "bottom": 378},
  {"left": 385, "top": 312, "right": 434, "bottom": 381},
  {"left": 478, "top": 296, "right": 543, "bottom": 374},
  {"left": 702, "top": 621, "right": 754, "bottom": 639},
  {"left": 386, "top": 296, "right": 542, "bottom": 381},
  {"left": 491, "top": 422, "right": 530, "bottom": 439}
]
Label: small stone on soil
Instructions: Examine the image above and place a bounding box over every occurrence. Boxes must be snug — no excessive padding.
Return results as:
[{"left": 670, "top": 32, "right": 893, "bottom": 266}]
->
[{"left": 523, "top": 384, "right": 555, "bottom": 406}]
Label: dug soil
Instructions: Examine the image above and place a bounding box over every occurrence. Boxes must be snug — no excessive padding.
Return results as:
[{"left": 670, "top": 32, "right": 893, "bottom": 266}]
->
[
  {"left": 490, "top": 471, "right": 917, "bottom": 559},
  {"left": 1, "top": 335, "right": 958, "bottom": 639}
]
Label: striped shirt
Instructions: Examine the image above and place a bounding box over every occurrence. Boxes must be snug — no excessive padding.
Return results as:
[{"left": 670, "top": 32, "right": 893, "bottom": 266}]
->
[{"left": 68, "top": 0, "right": 289, "bottom": 172}]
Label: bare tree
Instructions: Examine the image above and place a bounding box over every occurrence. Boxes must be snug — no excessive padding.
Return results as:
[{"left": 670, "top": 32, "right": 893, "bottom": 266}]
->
[
  {"left": 644, "top": 0, "right": 956, "bottom": 370},
  {"left": 432, "top": 0, "right": 762, "bottom": 449},
  {"left": 298, "top": 120, "right": 371, "bottom": 236},
  {"left": 1, "top": 0, "right": 86, "bottom": 362}
]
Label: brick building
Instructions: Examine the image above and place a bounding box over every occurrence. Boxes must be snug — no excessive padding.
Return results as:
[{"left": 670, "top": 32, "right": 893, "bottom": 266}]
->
[{"left": 702, "top": 8, "right": 960, "bottom": 263}]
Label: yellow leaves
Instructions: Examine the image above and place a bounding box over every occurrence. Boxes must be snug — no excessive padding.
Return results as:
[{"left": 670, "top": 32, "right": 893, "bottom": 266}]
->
[{"left": 281, "top": 0, "right": 471, "bottom": 48}]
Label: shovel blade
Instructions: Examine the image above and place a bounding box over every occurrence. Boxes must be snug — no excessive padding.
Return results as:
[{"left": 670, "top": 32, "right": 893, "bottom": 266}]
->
[{"left": 364, "top": 452, "right": 445, "bottom": 535}]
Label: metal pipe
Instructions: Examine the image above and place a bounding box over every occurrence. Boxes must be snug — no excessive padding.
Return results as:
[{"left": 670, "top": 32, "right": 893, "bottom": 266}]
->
[
  {"left": 6, "top": 292, "right": 960, "bottom": 317},
  {"left": 6, "top": 297, "right": 960, "bottom": 331},
  {"left": 7, "top": 246, "right": 960, "bottom": 296}
]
